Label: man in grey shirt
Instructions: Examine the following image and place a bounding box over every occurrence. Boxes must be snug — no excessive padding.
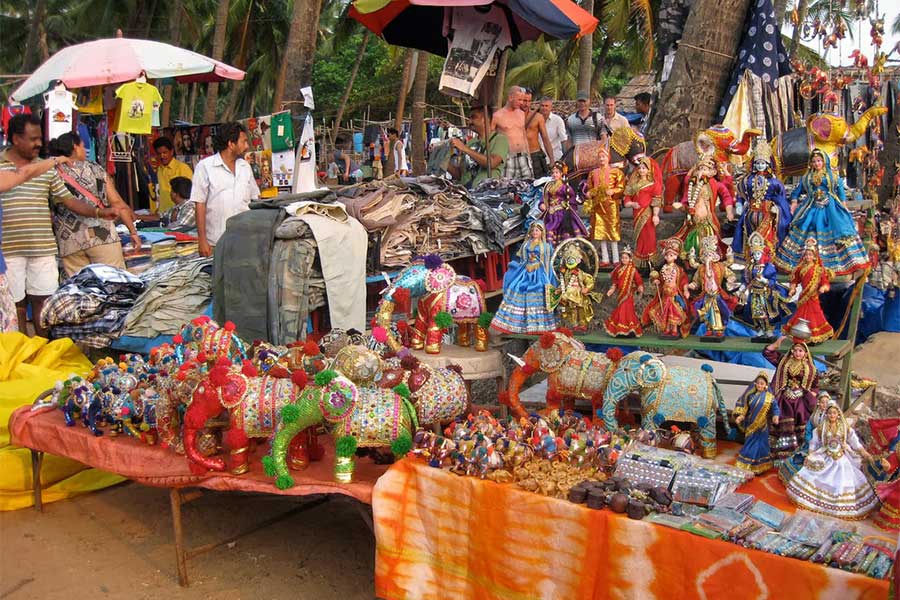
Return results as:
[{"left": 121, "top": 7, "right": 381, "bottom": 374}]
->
[{"left": 565, "top": 90, "right": 606, "bottom": 150}]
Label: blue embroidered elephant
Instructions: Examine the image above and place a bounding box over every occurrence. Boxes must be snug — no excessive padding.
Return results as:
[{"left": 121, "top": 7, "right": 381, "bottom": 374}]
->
[{"left": 600, "top": 351, "right": 732, "bottom": 458}]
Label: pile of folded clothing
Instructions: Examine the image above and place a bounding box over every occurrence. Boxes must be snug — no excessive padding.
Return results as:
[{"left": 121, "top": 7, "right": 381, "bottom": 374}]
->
[
  {"left": 271, "top": 218, "right": 327, "bottom": 344},
  {"left": 41, "top": 265, "right": 146, "bottom": 348},
  {"left": 123, "top": 257, "right": 214, "bottom": 338}
]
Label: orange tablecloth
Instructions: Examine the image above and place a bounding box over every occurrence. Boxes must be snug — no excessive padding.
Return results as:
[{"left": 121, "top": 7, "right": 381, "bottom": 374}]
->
[
  {"left": 373, "top": 451, "right": 890, "bottom": 600},
  {"left": 9, "top": 406, "right": 388, "bottom": 504}
]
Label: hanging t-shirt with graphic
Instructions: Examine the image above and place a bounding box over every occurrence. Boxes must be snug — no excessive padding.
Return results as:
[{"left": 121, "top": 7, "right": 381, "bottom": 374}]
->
[
  {"left": 45, "top": 89, "right": 77, "bottom": 140},
  {"left": 439, "top": 5, "right": 512, "bottom": 98},
  {"left": 114, "top": 82, "right": 163, "bottom": 134},
  {"left": 270, "top": 112, "right": 294, "bottom": 152}
]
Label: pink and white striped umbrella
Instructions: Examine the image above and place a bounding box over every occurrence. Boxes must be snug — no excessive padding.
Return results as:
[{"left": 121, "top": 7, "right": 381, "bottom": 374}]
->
[{"left": 11, "top": 37, "right": 245, "bottom": 102}]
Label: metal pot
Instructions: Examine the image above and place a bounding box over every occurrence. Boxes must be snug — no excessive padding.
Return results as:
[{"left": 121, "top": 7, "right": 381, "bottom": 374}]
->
[{"left": 789, "top": 318, "right": 812, "bottom": 340}]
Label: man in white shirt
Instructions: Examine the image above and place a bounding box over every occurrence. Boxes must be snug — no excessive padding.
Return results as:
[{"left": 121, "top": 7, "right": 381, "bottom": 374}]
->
[
  {"left": 191, "top": 122, "right": 260, "bottom": 256},
  {"left": 603, "top": 95, "right": 630, "bottom": 133},
  {"left": 539, "top": 97, "right": 567, "bottom": 164}
]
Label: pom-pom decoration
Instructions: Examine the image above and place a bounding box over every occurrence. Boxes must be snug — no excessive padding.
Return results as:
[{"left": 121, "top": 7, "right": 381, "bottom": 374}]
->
[
  {"left": 303, "top": 340, "right": 321, "bottom": 356},
  {"left": 335, "top": 435, "right": 358, "bottom": 457},
  {"left": 372, "top": 326, "right": 388, "bottom": 344},
  {"left": 392, "top": 287, "right": 411, "bottom": 313},
  {"left": 393, "top": 383, "right": 411, "bottom": 399},
  {"left": 606, "top": 347, "right": 624, "bottom": 362},
  {"left": 539, "top": 332, "right": 556, "bottom": 349},
  {"left": 276, "top": 474, "right": 295, "bottom": 490},
  {"left": 434, "top": 311, "right": 454, "bottom": 330},
  {"left": 261, "top": 455, "right": 277, "bottom": 477},
  {"left": 477, "top": 311, "right": 494, "bottom": 328},
  {"left": 314, "top": 369, "right": 339, "bottom": 387},
  {"left": 172, "top": 335, "right": 184, "bottom": 344},
  {"left": 423, "top": 254, "right": 443, "bottom": 270},
  {"left": 391, "top": 435, "right": 413, "bottom": 456},
  {"left": 209, "top": 365, "right": 231, "bottom": 387},
  {"left": 223, "top": 321, "right": 236, "bottom": 332},
  {"left": 291, "top": 370, "right": 308, "bottom": 389},
  {"left": 701, "top": 364, "right": 714, "bottom": 373},
  {"left": 281, "top": 404, "right": 301, "bottom": 425}
]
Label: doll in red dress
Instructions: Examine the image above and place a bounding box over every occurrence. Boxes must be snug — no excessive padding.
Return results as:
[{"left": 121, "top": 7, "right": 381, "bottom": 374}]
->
[
  {"left": 642, "top": 237, "right": 691, "bottom": 338},
  {"left": 604, "top": 246, "right": 644, "bottom": 337},
  {"left": 784, "top": 237, "right": 834, "bottom": 344}
]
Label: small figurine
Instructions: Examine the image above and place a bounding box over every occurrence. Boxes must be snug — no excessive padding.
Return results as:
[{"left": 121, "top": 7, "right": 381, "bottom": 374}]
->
[
  {"left": 764, "top": 339, "right": 819, "bottom": 461},
  {"left": 642, "top": 237, "right": 691, "bottom": 339},
  {"left": 866, "top": 418, "right": 900, "bottom": 530},
  {"left": 582, "top": 147, "right": 625, "bottom": 265},
  {"left": 732, "top": 141, "right": 791, "bottom": 260},
  {"left": 733, "top": 372, "right": 780, "bottom": 475},
  {"left": 775, "top": 149, "right": 870, "bottom": 275},
  {"left": 777, "top": 390, "right": 829, "bottom": 484},
  {"left": 548, "top": 238, "right": 600, "bottom": 330},
  {"left": 784, "top": 238, "right": 834, "bottom": 344},
  {"left": 623, "top": 156, "right": 663, "bottom": 269},
  {"left": 673, "top": 153, "right": 735, "bottom": 259},
  {"left": 540, "top": 161, "right": 588, "bottom": 245},
  {"left": 738, "top": 231, "right": 790, "bottom": 341},
  {"left": 785, "top": 395, "right": 879, "bottom": 520},
  {"left": 490, "top": 221, "right": 560, "bottom": 334},
  {"left": 687, "top": 236, "right": 737, "bottom": 340},
  {"left": 604, "top": 246, "right": 644, "bottom": 337}
]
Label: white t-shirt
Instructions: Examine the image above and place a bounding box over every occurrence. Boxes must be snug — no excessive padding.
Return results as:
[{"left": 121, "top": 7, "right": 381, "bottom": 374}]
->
[
  {"left": 541, "top": 112, "right": 568, "bottom": 161},
  {"left": 439, "top": 6, "right": 512, "bottom": 97},
  {"left": 190, "top": 153, "right": 261, "bottom": 245},
  {"left": 392, "top": 139, "right": 408, "bottom": 173},
  {"left": 44, "top": 89, "right": 76, "bottom": 141}
]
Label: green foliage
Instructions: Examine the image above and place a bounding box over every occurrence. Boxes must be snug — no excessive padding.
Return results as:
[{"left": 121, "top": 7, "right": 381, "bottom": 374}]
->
[
  {"left": 478, "top": 311, "right": 495, "bottom": 329},
  {"left": 335, "top": 435, "right": 358, "bottom": 457}
]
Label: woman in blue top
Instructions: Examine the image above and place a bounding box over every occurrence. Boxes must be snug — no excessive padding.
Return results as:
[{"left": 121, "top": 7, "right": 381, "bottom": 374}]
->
[{"left": 774, "top": 149, "right": 869, "bottom": 276}]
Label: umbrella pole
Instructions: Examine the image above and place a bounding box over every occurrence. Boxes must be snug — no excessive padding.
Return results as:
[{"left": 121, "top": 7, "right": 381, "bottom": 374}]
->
[{"left": 483, "top": 100, "right": 491, "bottom": 176}]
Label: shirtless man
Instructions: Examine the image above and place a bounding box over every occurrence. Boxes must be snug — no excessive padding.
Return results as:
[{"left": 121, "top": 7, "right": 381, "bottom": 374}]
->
[
  {"left": 492, "top": 86, "right": 533, "bottom": 180},
  {"left": 520, "top": 89, "right": 554, "bottom": 178}
]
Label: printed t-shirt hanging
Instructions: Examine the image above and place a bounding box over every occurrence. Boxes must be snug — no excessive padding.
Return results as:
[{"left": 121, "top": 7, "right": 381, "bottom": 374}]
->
[
  {"left": 45, "top": 89, "right": 77, "bottom": 140},
  {"left": 2, "top": 104, "right": 31, "bottom": 135},
  {"left": 270, "top": 112, "right": 294, "bottom": 152},
  {"left": 76, "top": 87, "right": 105, "bottom": 115},
  {"left": 114, "top": 82, "right": 163, "bottom": 134},
  {"left": 439, "top": 5, "right": 512, "bottom": 98}
]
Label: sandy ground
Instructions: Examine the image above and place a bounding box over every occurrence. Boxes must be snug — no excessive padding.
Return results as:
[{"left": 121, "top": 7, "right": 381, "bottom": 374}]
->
[{"left": 0, "top": 483, "right": 376, "bottom": 599}]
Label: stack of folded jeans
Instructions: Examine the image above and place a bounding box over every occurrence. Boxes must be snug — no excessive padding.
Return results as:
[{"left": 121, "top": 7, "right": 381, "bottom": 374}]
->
[
  {"left": 41, "top": 265, "right": 146, "bottom": 347},
  {"left": 123, "top": 257, "right": 214, "bottom": 337}
]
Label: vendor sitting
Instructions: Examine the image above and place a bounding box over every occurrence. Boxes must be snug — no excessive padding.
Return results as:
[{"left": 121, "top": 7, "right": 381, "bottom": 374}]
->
[
  {"left": 448, "top": 105, "right": 508, "bottom": 189},
  {"left": 161, "top": 176, "right": 196, "bottom": 229}
]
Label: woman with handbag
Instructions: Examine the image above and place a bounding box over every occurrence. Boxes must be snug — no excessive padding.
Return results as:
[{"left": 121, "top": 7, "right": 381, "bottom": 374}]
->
[{"left": 47, "top": 132, "right": 141, "bottom": 276}]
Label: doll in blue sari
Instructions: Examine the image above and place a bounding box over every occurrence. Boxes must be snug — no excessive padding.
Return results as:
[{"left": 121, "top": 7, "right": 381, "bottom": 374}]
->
[
  {"left": 733, "top": 372, "right": 780, "bottom": 475},
  {"left": 490, "top": 221, "right": 560, "bottom": 334},
  {"left": 775, "top": 149, "right": 869, "bottom": 276}
]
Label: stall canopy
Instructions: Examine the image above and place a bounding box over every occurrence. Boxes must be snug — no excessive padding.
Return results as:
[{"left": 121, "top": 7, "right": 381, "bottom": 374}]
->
[
  {"left": 349, "top": 0, "right": 598, "bottom": 56},
  {"left": 11, "top": 36, "right": 245, "bottom": 102}
]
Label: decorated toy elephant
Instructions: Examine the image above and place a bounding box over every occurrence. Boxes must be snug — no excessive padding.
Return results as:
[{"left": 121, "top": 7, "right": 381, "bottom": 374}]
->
[
  {"left": 375, "top": 254, "right": 489, "bottom": 354},
  {"left": 660, "top": 125, "right": 761, "bottom": 206},
  {"left": 501, "top": 331, "right": 622, "bottom": 419},
  {"left": 562, "top": 125, "right": 648, "bottom": 183},
  {"left": 264, "top": 370, "right": 418, "bottom": 487},
  {"left": 768, "top": 106, "right": 887, "bottom": 178},
  {"left": 182, "top": 359, "right": 314, "bottom": 475},
  {"left": 173, "top": 316, "right": 248, "bottom": 364},
  {"left": 381, "top": 354, "right": 468, "bottom": 426},
  {"left": 600, "top": 351, "right": 731, "bottom": 458}
]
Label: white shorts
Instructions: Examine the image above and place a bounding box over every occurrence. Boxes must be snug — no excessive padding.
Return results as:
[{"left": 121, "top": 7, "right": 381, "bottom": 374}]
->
[{"left": 5, "top": 255, "right": 60, "bottom": 302}]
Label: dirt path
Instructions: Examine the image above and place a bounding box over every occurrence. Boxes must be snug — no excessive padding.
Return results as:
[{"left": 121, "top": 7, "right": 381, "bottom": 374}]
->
[{"left": 0, "top": 482, "right": 375, "bottom": 599}]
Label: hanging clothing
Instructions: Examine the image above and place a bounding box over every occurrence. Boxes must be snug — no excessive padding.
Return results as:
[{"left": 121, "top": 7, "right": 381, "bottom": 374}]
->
[
  {"left": 439, "top": 5, "right": 512, "bottom": 97},
  {"left": 44, "top": 88, "right": 77, "bottom": 141},
  {"left": 270, "top": 112, "right": 294, "bottom": 152},
  {"left": 114, "top": 82, "right": 163, "bottom": 135}
]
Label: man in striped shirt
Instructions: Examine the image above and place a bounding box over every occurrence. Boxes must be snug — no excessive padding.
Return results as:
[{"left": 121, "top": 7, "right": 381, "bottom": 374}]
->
[{"left": 1, "top": 114, "right": 117, "bottom": 336}]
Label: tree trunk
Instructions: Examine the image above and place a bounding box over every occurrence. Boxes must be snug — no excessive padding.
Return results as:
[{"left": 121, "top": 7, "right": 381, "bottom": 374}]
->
[
  {"left": 876, "top": 110, "right": 898, "bottom": 205},
  {"left": 187, "top": 82, "right": 199, "bottom": 123},
  {"left": 589, "top": 33, "right": 613, "bottom": 94},
  {"left": 162, "top": 0, "right": 183, "bottom": 127},
  {"left": 577, "top": 0, "right": 594, "bottom": 95},
  {"left": 394, "top": 49, "right": 414, "bottom": 131},
  {"left": 22, "top": 0, "right": 48, "bottom": 71},
  {"left": 773, "top": 0, "right": 788, "bottom": 25},
  {"left": 492, "top": 49, "right": 509, "bottom": 109},
  {"left": 203, "top": 0, "right": 230, "bottom": 123},
  {"left": 646, "top": 0, "right": 753, "bottom": 150},
  {"left": 332, "top": 32, "right": 370, "bottom": 141},
  {"left": 223, "top": 1, "right": 254, "bottom": 121},
  {"left": 273, "top": 0, "right": 323, "bottom": 115},
  {"left": 410, "top": 52, "right": 429, "bottom": 175},
  {"left": 789, "top": 0, "right": 808, "bottom": 59}
]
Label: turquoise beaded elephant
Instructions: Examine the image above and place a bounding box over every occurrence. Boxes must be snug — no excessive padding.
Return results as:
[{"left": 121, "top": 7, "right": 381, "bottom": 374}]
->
[
  {"left": 600, "top": 351, "right": 732, "bottom": 458},
  {"left": 263, "top": 370, "right": 418, "bottom": 487}
]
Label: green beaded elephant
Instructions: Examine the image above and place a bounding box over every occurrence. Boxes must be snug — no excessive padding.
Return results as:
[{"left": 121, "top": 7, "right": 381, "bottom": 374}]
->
[{"left": 263, "top": 370, "right": 418, "bottom": 488}]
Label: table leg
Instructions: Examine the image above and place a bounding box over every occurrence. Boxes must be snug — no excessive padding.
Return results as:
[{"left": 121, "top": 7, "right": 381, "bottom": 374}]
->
[
  {"left": 169, "top": 488, "right": 189, "bottom": 587},
  {"left": 31, "top": 450, "right": 44, "bottom": 513}
]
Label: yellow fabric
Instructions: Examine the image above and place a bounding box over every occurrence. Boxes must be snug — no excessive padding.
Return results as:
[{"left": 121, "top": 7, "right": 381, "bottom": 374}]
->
[
  {"left": 155, "top": 158, "right": 193, "bottom": 213},
  {"left": 114, "top": 82, "right": 163, "bottom": 135},
  {"left": 0, "top": 332, "right": 125, "bottom": 511},
  {"left": 76, "top": 86, "right": 105, "bottom": 115},
  {"left": 353, "top": 0, "right": 393, "bottom": 14},
  {"left": 722, "top": 71, "right": 753, "bottom": 142}
]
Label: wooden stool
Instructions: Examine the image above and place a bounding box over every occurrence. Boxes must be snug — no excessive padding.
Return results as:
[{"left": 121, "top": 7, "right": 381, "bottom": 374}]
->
[{"left": 409, "top": 344, "right": 508, "bottom": 420}]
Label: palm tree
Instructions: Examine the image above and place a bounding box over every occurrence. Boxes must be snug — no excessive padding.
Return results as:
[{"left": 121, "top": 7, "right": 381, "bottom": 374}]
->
[
  {"left": 395, "top": 49, "right": 414, "bottom": 131},
  {"left": 577, "top": 0, "right": 594, "bottom": 93},
  {"left": 410, "top": 51, "right": 429, "bottom": 174},
  {"left": 590, "top": 0, "right": 654, "bottom": 91},
  {"left": 332, "top": 31, "right": 371, "bottom": 140},
  {"left": 274, "top": 0, "right": 323, "bottom": 114},
  {"left": 505, "top": 38, "right": 580, "bottom": 99}
]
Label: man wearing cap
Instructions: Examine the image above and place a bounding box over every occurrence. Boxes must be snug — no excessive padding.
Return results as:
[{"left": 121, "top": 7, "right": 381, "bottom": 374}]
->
[{"left": 565, "top": 91, "right": 606, "bottom": 150}]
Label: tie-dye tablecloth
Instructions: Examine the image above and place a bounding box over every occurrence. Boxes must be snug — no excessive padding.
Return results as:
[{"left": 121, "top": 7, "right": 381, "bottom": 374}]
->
[{"left": 374, "top": 446, "right": 890, "bottom": 600}]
